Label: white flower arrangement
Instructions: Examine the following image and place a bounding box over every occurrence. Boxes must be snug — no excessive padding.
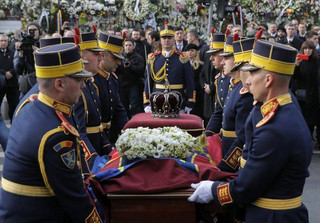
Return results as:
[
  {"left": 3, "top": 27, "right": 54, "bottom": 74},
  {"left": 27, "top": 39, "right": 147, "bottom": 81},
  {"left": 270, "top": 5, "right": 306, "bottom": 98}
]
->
[
  {"left": 123, "top": 0, "right": 151, "bottom": 21},
  {"left": 116, "top": 127, "right": 198, "bottom": 160}
]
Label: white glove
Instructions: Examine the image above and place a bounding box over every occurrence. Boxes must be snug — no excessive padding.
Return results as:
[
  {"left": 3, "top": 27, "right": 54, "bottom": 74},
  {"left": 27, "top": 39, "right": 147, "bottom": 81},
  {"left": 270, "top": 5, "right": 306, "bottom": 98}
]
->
[
  {"left": 185, "top": 107, "right": 192, "bottom": 114},
  {"left": 144, "top": 106, "right": 152, "bottom": 113},
  {"left": 188, "top": 180, "right": 214, "bottom": 203}
]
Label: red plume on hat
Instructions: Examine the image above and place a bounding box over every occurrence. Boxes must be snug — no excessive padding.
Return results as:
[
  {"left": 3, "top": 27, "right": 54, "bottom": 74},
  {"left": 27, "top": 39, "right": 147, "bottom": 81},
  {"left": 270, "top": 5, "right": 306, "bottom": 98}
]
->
[
  {"left": 122, "top": 31, "right": 126, "bottom": 39},
  {"left": 255, "top": 29, "right": 263, "bottom": 40},
  {"left": 233, "top": 33, "right": 240, "bottom": 42},
  {"left": 73, "top": 27, "right": 81, "bottom": 45},
  {"left": 225, "top": 29, "right": 230, "bottom": 36},
  {"left": 92, "top": 25, "right": 97, "bottom": 34},
  {"left": 210, "top": 27, "right": 215, "bottom": 41}
]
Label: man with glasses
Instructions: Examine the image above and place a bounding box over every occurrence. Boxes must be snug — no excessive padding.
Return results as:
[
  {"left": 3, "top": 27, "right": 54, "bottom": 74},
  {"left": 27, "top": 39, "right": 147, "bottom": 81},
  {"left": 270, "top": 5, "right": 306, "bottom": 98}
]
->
[{"left": 144, "top": 23, "right": 195, "bottom": 114}]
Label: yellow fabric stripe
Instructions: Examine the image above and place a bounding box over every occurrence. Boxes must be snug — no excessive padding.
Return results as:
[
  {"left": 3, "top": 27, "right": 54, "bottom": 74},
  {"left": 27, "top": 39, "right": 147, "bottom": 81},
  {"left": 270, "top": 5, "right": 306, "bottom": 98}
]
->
[
  {"left": 225, "top": 45, "right": 234, "bottom": 53},
  {"left": 86, "top": 124, "right": 104, "bottom": 134},
  {"left": 79, "top": 41, "right": 99, "bottom": 51},
  {"left": 234, "top": 50, "right": 252, "bottom": 64},
  {"left": 249, "top": 53, "right": 295, "bottom": 75},
  {"left": 240, "top": 156, "right": 246, "bottom": 168},
  {"left": 98, "top": 41, "right": 122, "bottom": 54},
  {"left": 102, "top": 122, "right": 111, "bottom": 129},
  {"left": 221, "top": 129, "right": 237, "bottom": 137},
  {"left": 1, "top": 178, "right": 53, "bottom": 197},
  {"left": 212, "top": 42, "right": 224, "bottom": 49},
  {"left": 253, "top": 196, "right": 302, "bottom": 210},
  {"left": 35, "top": 59, "right": 84, "bottom": 78},
  {"left": 15, "top": 98, "right": 32, "bottom": 117},
  {"left": 155, "top": 84, "right": 183, "bottom": 89},
  {"left": 38, "top": 127, "right": 67, "bottom": 196},
  {"left": 160, "top": 30, "right": 175, "bottom": 36}
]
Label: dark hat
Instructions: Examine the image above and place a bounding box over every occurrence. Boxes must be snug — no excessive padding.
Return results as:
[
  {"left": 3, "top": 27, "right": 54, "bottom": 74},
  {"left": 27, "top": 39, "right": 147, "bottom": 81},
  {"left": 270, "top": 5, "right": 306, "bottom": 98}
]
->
[
  {"left": 160, "top": 22, "right": 175, "bottom": 37},
  {"left": 219, "top": 36, "right": 234, "bottom": 57},
  {"left": 241, "top": 40, "right": 298, "bottom": 75},
  {"left": 76, "top": 31, "right": 105, "bottom": 52},
  {"left": 231, "top": 38, "right": 255, "bottom": 72},
  {"left": 39, "top": 37, "right": 74, "bottom": 48},
  {"left": 98, "top": 33, "right": 124, "bottom": 59},
  {"left": 34, "top": 43, "right": 92, "bottom": 79},
  {"left": 185, "top": 44, "right": 199, "bottom": 51},
  {"left": 206, "top": 34, "right": 225, "bottom": 54},
  {"left": 277, "top": 26, "right": 286, "bottom": 33}
]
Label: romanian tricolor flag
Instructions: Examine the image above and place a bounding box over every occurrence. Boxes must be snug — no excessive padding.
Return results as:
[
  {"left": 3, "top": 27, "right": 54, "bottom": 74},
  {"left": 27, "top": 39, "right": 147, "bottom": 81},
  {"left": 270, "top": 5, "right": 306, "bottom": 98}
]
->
[{"left": 57, "top": 9, "right": 62, "bottom": 34}]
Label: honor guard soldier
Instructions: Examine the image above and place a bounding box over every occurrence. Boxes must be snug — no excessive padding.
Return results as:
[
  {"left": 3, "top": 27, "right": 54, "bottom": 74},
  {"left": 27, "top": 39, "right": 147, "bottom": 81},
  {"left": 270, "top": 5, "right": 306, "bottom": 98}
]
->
[
  {"left": 97, "top": 33, "right": 128, "bottom": 144},
  {"left": 73, "top": 27, "right": 112, "bottom": 168},
  {"left": 0, "top": 43, "right": 102, "bottom": 222},
  {"left": 143, "top": 22, "right": 196, "bottom": 113},
  {"left": 205, "top": 33, "right": 230, "bottom": 136},
  {"left": 217, "top": 36, "right": 254, "bottom": 172},
  {"left": 189, "top": 40, "right": 312, "bottom": 223}
]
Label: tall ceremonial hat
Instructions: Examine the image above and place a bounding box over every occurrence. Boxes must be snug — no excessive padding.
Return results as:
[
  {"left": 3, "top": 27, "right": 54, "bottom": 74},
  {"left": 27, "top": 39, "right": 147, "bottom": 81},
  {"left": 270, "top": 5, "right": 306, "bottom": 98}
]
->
[
  {"left": 39, "top": 37, "right": 74, "bottom": 48},
  {"left": 98, "top": 32, "right": 124, "bottom": 59},
  {"left": 34, "top": 43, "right": 92, "bottom": 78},
  {"left": 160, "top": 21, "right": 175, "bottom": 37},
  {"left": 74, "top": 25, "right": 104, "bottom": 52},
  {"left": 206, "top": 28, "right": 225, "bottom": 54},
  {"left": 231, "top": 36, "right": 255, "bottom": 72},
  {"left": 241, "top": 40, "right": 298, "bottom": 75},
  {"left": 219, "top": 29, "right": 234, "bottom": 57}
]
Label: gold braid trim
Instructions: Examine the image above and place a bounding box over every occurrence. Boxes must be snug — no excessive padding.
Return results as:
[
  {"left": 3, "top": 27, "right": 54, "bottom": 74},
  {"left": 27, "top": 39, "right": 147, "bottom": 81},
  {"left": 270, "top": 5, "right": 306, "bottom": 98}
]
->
[{"left": 150, "top": 59, "right": 168, "bottom": 82}]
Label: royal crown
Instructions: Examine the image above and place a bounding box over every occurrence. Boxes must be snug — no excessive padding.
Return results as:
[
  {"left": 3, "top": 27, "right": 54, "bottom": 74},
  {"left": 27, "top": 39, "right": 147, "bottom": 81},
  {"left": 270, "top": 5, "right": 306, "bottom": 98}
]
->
[{"left": 150, "top": 90, "right": 183, "bottom": 118}]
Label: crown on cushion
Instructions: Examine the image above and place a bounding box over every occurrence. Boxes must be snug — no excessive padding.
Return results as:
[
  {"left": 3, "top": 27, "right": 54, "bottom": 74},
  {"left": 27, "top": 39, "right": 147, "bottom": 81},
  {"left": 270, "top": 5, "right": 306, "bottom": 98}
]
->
[{"left": 150, "top": 90, "right": 183, "bottom": 118}]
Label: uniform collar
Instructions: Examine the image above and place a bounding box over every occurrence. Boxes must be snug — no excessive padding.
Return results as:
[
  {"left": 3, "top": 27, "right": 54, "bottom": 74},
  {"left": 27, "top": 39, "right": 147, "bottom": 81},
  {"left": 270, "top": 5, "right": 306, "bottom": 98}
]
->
[
  {"left": 98, "top": 67, "right": 110, "bottom": 80},
  {"left": 161, "top": 50, "right": 174, "bottom": 58},
  {"left": 38, "top": 92, "right": 72, "bottom": 117},
  {"left": 230, "top": 76, "right": 241, "bottom": 86},
  {"left": 260, "top": 93, "right": 292, "bottom": 117}
]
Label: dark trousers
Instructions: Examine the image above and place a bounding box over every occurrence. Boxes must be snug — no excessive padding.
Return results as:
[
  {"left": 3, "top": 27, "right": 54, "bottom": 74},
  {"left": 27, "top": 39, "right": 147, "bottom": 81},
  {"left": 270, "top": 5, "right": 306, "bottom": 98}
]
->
[
  {"left": 119, "top": 83, "right": 143, "bottom": 119},
  {"left": 0, "top": 86, "right": 20, "bottom": 121}
]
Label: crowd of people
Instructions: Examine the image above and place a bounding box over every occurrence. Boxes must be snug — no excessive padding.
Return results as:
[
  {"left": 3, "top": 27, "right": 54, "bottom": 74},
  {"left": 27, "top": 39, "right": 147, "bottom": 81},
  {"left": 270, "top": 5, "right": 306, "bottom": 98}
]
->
[{"left": 0, "top": 16, "right": 317, "bottom": 222}]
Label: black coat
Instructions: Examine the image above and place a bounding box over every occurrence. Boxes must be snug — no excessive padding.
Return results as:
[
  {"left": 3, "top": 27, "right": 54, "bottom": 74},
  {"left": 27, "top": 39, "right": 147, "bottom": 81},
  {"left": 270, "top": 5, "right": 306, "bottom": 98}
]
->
[
  {"left": 292, "top": 59, "right": 319, "bottom": 126},
  {"left": 0, "top": 47, "right": 18, "bottom": 87},
  {"left": 278, "top": 36, "right": 303, "bottom": 51}
]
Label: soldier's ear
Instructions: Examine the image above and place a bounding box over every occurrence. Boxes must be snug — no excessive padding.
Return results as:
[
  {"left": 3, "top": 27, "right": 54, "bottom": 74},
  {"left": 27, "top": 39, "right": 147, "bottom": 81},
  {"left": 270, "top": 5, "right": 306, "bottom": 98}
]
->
[
  {"left": 265, "top": 73, "right": 274, "bottom": 88},
  {"left": 54, "top": 77, "right": 66, "bottom": 93}
]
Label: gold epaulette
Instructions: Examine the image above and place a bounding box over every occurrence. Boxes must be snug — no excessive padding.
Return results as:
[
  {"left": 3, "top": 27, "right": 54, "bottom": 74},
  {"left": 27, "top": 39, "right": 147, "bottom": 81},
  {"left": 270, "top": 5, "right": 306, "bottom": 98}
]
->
[
  {"left": 15, "top": 94, "right": 38, "bottom": 117},
  {"left": 239, "top": 87, "right": 249, "bottom": 95},
  {"left": 176, "top": 51, "right": 189, "bottom": 64},
  {"left": 147, "top": 52, "right": 160, "bottom": 63}
]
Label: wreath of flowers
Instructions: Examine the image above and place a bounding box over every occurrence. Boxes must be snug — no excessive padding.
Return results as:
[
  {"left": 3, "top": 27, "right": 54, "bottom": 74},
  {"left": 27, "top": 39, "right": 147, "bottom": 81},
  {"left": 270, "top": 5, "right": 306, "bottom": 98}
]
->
[
  {"left": 123, "top": 0, "right": 151, "bottom": 21},
  {"left": 116, "top": 127, "right": 198, "bottom": 160}
]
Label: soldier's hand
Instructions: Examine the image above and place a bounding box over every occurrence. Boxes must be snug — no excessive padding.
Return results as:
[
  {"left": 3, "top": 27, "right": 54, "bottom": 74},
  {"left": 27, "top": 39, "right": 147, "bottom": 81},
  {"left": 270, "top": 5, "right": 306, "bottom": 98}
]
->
[
  {"left": 188, "top": 181, "right": 214, "bottom": 203},
  {"left": 144, "top": 106, "right": 152, "bottom": 113},
  {"left": 204, "top": 84, "right": 211, "bottom": 94},
  {"left": 185, "top": 107, "right": 192, "bottom": 114},
  {"left": 5, "top": 71, "right": 13, "bottom": 79}
]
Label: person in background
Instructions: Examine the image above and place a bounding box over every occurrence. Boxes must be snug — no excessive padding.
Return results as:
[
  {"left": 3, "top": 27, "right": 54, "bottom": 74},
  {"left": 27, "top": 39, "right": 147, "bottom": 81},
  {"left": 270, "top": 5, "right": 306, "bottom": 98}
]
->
[
  {"left": 278, "top": 23, "right": 303, "bottom": 50},
  {"left": 275, "top": 26, "right": 286, "bottom": 42},
  {"left": 292, "top": 41, "right": 319, "bottom": 142},
  {"left": 186, "top": 43, "right": 204, "bottom": 119},
  {"left": 175, "top": 27, "right": 188, "bottom": 52},
  {"left": 296, "top": 23, "right": 307, "bottom": 41},
  {"left": 268, "top": 23, "right": 277, "bottom": 38},
  {"left": 187, "top": 29, "right": 209, "bottom": 63},
  {"left": 117, "top": 38, "right": 145, "bottom": 119}
]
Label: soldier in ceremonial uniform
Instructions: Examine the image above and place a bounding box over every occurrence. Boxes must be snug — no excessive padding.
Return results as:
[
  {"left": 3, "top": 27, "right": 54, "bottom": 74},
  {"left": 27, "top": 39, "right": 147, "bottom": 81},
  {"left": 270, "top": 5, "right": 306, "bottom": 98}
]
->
[
  {"left": 73, "top": 27, "right": 112, "bottom": 170},
  {"left": 189, "top": 40, "right": 312, "bottom": 223},
  {"left": 143, "top": 23, "right": 195, "bottom": 113},
  {"left": 205, "top": 33, "right": 230, "bottom": 136},
  {"left": 206, "top": 35, "right": 253, "bottom": 173},
  {"left": 96, "top": 33, "right": 128, "bottom": 144},
  {"left": 0, "top": 44, "right": 102, "bottom": 222}
]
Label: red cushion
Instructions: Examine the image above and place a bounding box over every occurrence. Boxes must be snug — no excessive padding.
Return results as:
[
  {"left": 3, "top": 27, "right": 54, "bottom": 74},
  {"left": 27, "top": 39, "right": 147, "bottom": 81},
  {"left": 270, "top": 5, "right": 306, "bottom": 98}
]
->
[{"left": 123, "top": 113, "right": 204, "bottom": 137}]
